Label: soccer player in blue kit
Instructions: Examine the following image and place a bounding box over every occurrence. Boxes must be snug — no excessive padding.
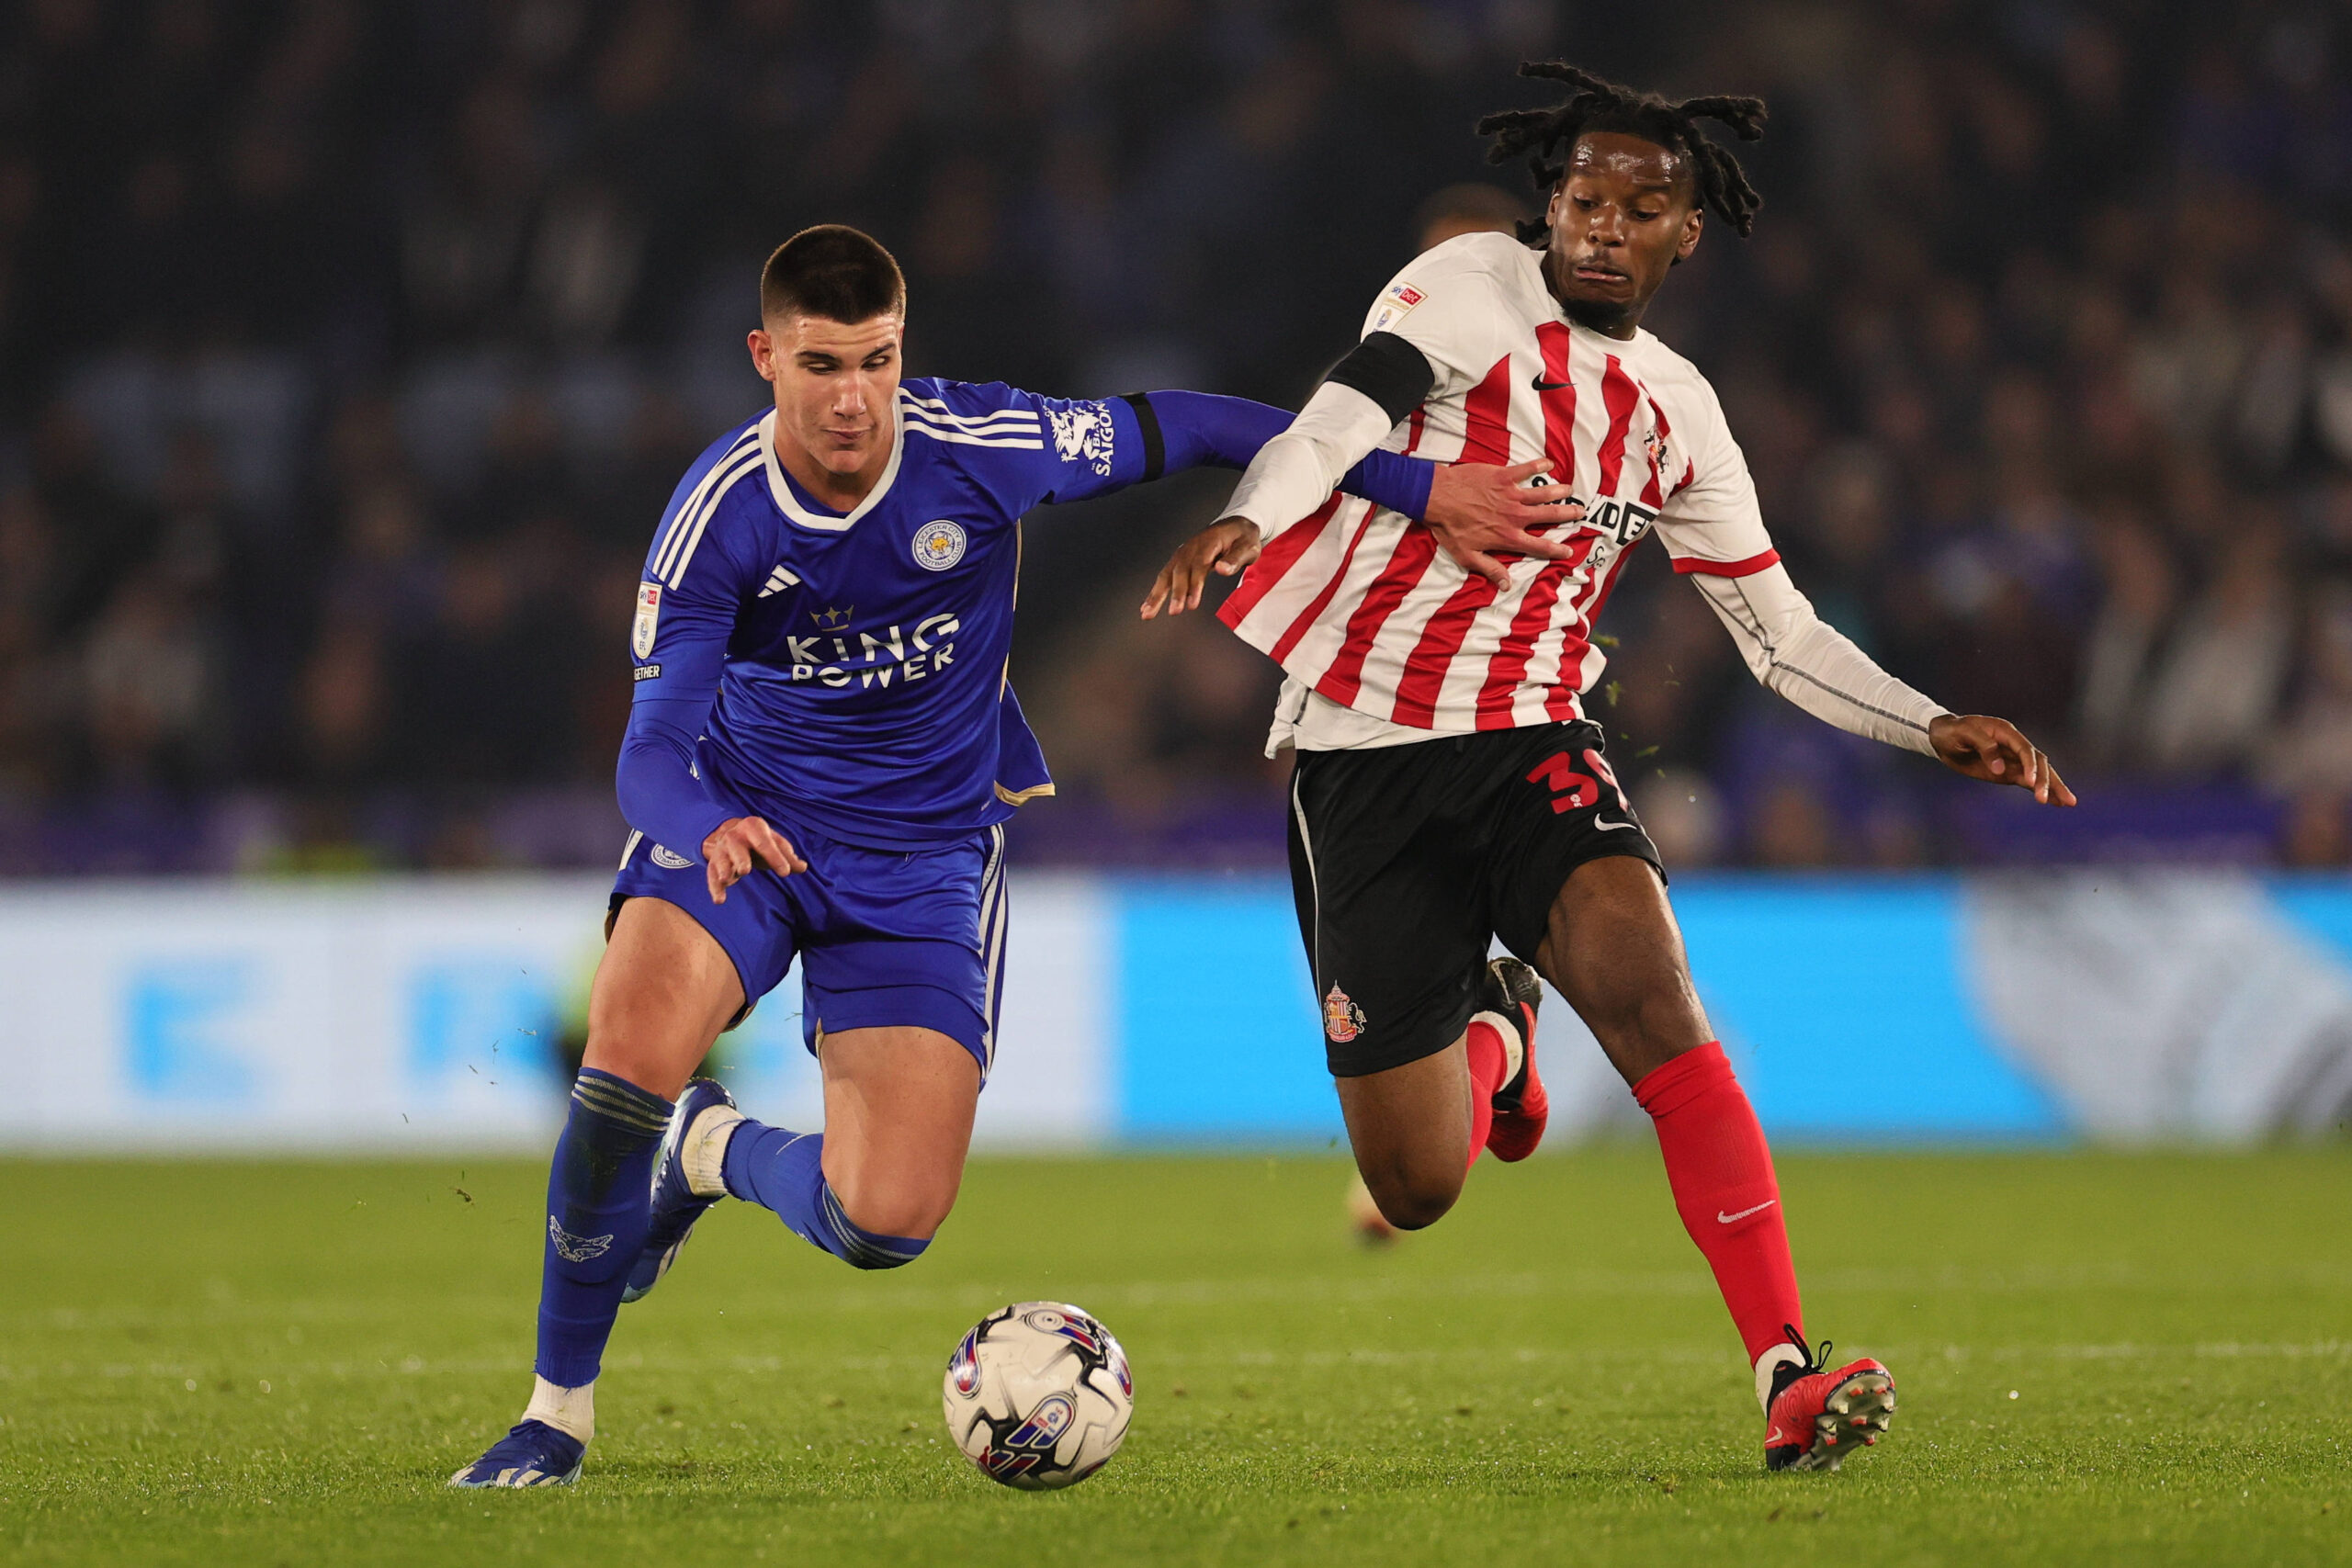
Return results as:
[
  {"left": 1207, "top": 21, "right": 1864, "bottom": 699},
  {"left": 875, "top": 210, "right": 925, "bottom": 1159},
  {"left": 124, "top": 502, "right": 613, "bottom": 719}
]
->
[{"left": 450, "top": 225, "right": 1556, "bottom": 1486}]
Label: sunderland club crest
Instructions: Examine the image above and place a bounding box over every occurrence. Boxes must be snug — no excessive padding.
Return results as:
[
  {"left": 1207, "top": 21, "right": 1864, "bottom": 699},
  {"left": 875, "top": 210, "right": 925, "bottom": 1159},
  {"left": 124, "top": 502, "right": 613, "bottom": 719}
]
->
[{"left": 1322, "top": 984, "right": 1367, "bottom": 1043}]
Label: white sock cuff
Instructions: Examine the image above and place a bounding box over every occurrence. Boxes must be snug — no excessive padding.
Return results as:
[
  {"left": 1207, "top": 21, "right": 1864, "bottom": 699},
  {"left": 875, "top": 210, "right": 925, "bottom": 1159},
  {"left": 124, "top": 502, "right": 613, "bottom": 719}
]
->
[
  {"left": 525, "top": 1374, "right": 595, "bottom": 1444},
  {"left": 683, "top": 1102, "right": 746, "bottom": 1200},
  {"left": 1753, "top": 1342, "right": 1804, "bottom": 1412},
  {"left": 1469, "top": 1009, "right": 1524, "bottom": 1086}
]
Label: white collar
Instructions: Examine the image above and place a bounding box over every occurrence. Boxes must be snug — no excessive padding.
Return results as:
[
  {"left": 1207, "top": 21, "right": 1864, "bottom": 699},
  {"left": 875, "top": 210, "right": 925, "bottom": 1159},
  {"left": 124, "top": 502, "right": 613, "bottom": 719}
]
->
[{"left": 759, "top": 400, "right": 905, "bottom": 532}]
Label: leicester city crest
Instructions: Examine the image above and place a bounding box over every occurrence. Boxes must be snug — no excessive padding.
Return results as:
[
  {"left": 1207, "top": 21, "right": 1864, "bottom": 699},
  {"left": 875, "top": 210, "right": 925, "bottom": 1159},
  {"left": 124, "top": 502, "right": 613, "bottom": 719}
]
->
[{"left": 913, "top": 519, "right": 967, "bottom": 571}]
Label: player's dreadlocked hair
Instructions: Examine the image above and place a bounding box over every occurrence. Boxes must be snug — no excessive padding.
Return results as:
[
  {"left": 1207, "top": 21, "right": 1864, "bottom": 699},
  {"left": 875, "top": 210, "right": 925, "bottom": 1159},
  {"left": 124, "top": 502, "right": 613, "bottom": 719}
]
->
[{"left": 1476, "top": 62, "right": 1768, "bottom": 244}]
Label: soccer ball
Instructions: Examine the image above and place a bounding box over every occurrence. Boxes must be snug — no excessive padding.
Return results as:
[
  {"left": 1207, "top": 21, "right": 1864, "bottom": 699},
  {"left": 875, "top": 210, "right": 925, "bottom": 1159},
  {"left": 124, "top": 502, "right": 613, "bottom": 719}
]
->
[{"left": 942, "top": 1302, "right": 1133, "bottom": 1489}]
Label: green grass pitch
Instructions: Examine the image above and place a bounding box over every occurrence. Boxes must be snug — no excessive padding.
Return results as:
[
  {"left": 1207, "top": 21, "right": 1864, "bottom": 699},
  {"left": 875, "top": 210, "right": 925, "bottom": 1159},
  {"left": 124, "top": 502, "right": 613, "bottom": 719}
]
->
[{"left": 3, "top": 1148, "right": 2348, "bottom": 1566}]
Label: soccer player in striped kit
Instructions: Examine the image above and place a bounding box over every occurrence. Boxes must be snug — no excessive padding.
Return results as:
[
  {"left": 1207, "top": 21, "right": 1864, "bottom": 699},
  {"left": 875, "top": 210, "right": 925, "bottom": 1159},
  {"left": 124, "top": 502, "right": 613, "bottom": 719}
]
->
[{"left": 1143, "top": 64, "right": 2078, "bottom": 1472}]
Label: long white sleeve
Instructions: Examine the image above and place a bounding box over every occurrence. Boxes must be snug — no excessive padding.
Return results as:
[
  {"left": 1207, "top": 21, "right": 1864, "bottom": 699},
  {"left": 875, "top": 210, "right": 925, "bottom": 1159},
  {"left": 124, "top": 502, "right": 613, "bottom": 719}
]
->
[
  {"left": 1688, "top": 563, "right": 1947, "bottom": 757},
  {"left": 1221, "top": 381, "right": 1397, "bottom": 542}
]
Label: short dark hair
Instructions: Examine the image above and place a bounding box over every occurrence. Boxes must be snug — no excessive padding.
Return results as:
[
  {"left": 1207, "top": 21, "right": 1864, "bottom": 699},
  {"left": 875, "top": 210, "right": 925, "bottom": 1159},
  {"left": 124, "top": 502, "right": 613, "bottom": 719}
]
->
[
  {"left": 759, "top": 224, "right": 907, "bottom": 324},
  {"left": 1476, "top": 62, "right": 1768, "bottom": 242}
]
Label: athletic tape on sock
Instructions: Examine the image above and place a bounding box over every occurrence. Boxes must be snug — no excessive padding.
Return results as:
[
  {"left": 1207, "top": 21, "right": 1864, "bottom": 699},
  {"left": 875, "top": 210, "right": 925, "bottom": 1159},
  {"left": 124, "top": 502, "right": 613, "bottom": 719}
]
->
[
  {"left": 682, "top": 1101, "right": 745, "bottom": 1200},
  {"left": 524, "top": 1375, "right": 596, "bottom": 1444},
  {"left": 1468, "top": 1010, "right": 1522, "bottom": 1089}
]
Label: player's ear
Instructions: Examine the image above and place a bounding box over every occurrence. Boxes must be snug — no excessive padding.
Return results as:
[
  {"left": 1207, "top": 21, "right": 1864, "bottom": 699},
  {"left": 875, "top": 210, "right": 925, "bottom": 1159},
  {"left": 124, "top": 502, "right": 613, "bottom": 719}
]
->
[
  {"left": 748, "top": 327, "right": 778, "bottom": 382},
  {"left": 1674, "top": 207, "right": 1703, "bottom": 264}
]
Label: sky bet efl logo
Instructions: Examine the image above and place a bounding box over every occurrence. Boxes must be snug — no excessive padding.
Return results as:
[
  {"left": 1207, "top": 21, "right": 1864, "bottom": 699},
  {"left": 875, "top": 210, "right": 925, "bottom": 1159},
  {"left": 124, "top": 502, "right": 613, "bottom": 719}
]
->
[{"left": 787, "top": 611, "right": 959, "bottom": 689}]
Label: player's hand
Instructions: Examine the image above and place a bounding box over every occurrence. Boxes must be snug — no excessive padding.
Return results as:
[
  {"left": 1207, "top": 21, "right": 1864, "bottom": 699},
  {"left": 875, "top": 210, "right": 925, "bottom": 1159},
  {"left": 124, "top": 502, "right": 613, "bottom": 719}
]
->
[
  {"left": 1140, "top": 516, "right": 1262, "bottom": 618},
  {"left": 1928, "top": 714, "right": 2078, "bottom": 807},
  {"left": 699, "top": 815, "right": 808, "bottom": 903},
  {"left": 1424, "top": 459, "right": 1585, "bottom": 591}
]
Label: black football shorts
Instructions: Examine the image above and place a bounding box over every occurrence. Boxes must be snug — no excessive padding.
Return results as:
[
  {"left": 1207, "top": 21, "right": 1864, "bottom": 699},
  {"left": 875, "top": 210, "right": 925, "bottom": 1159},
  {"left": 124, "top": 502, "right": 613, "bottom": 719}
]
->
[{"left": 1285, "top": 719, "right": 1663, "bottom": 1077}]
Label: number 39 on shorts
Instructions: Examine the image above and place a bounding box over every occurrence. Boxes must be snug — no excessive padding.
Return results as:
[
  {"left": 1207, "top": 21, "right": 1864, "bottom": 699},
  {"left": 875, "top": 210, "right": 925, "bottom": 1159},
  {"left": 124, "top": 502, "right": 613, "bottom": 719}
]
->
[{"left": 1524, "top": 748, "right": 1627, "bottom": 816}]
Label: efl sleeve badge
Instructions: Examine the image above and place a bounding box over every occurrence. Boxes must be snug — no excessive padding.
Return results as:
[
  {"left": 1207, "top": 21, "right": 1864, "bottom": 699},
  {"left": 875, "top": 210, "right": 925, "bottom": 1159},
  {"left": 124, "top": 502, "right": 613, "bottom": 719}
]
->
[
  {"left": 632, "top": 581, "right": 662, "bottom": 660},
  {"left": 1368, "top": 279, "right": 1425, "bottom": 333}
]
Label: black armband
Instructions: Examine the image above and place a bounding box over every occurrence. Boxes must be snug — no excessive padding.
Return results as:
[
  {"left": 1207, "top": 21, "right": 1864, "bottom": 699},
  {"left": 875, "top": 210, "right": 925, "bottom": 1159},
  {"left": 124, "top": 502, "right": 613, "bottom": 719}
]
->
[
  {"left": 1324, "top": 332, "right": 1437, "bottom": 425},
  {"left": 1117, "top": 391, "right": 1166, "bottom": 483}
]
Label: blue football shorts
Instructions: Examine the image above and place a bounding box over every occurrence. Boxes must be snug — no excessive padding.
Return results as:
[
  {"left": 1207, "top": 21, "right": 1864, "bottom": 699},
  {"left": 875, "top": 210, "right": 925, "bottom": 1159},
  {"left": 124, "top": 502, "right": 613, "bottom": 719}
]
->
[{"left": 609, "top": 811, "right": 1009, "bottom": 1081}]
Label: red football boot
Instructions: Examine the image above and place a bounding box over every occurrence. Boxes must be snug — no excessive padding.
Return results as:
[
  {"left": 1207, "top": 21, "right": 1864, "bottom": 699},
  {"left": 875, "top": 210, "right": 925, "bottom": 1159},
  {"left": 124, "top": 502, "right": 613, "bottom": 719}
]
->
[
  {"left": 1762, "top": 1325, "right": 1896, "bottom": 1472},
  {"left": 1479, "top": 957, "right": 1548, "bottom": 1162}
]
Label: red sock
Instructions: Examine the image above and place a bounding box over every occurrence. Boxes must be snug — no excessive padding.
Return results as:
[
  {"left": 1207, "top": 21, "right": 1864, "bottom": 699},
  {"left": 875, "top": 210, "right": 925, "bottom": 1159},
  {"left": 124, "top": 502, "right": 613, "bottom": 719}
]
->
[
  {"left": 1462, "top": 1018, "right": 1510, "bottom": 1170},
  {"left": 1634, "top": 1042, "right": 1803, "bottom": 1363}
]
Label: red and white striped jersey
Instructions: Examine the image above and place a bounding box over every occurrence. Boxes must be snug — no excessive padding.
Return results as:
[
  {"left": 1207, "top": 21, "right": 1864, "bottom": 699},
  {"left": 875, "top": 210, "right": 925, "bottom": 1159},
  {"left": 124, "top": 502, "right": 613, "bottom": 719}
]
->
[{"left": 1218, "top": 231, "right": 1782, "bottom": 741}]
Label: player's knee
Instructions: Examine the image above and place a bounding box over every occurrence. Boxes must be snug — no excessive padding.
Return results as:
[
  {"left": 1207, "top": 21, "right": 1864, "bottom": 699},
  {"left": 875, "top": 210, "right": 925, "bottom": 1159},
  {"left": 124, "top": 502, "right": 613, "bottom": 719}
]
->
[
  {"left": 1363, "top": 1166, "right": 1462, "bottom": 1231},
  {"left": 827, "top": 1179, "right": 956, "bottom": 1254},
  {"left": 840, "top": 1241, "right": 923, "bottom": 1271},
  {"left": 1374, "top": 1188, "right": 1458, "bottom": 1231},
  {"left": 813, "top": 1181, "right": 941, "bottom": 1271}
]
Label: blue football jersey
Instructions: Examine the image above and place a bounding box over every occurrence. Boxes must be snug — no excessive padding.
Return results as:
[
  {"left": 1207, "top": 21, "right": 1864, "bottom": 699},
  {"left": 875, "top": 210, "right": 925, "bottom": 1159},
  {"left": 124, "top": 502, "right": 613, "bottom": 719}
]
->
[{"left": 628, "top": 379, "right": 1144, "bottom": 849}]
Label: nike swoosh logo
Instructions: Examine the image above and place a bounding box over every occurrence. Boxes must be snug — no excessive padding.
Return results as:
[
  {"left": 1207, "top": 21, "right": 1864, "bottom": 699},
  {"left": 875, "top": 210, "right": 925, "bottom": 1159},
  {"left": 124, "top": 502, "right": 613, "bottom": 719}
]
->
[
  {"left": 1717, "top": 1199, "right": 1778, "bottom": 1224},
  {"left": 1531, "top": 374, "right": 1573, "bottom": 391}
]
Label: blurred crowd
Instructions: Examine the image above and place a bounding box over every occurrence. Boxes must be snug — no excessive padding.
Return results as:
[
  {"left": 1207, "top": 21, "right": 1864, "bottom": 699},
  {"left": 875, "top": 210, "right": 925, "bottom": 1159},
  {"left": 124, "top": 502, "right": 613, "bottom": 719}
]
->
[{"left": 4, "top": 0, "right": 2351, "bottom": 873}]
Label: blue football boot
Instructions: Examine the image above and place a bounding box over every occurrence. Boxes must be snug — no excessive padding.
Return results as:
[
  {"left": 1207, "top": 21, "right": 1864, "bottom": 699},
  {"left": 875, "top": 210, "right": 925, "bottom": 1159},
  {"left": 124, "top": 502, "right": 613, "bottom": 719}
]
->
[
  {"left": 447, "top": 1419, "right": 585, "bottom": 1488},
  {"left": 621, "top": 1077, "right": 742, "bottom": 1303}
]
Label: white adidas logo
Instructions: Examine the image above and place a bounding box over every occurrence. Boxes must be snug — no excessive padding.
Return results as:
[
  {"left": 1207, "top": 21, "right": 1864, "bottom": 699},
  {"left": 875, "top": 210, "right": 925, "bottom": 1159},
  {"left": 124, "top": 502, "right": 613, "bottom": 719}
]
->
[{"left": 757, "top": 565, "right": 799, "bottom": 598}]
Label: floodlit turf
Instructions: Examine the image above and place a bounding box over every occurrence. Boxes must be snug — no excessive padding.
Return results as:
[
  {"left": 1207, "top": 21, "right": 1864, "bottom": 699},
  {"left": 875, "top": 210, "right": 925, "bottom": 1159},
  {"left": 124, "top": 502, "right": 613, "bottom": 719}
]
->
[{"left": 2, "top": 1149, "right": 2348, "bottom": 1567}]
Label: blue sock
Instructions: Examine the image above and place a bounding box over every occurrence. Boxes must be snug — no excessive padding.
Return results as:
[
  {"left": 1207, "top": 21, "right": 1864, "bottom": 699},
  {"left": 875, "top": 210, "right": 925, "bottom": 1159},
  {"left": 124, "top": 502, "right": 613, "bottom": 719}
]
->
[
  {"left": 533, "top": 1068, "right": 673, "bottom": 1387},
  {"left": 721, "top": 1119, "right": 932, "bottom": 1270}
]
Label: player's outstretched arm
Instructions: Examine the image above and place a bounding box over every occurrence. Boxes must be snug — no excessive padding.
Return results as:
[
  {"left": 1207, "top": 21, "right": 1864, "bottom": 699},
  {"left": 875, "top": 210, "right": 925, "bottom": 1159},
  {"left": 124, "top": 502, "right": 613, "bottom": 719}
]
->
[
  {"left": 1212, "top": 380, "right": 1408, "bottom": 547},
  {"left": 1680, "top": 560, "right": 2077, "bottom": 808},
  {"left": 1130, "top": 389, "right": 1438, "bottom": 518},
  {"left": 1137, "top": 457, "right": 1586, "bottom": 617},
  {"left": 1133, "top": 391, "right": 1577, "bottom": 565},
  {"left": 1927, "top": 714, "right": 2077, "bottom": 807}
]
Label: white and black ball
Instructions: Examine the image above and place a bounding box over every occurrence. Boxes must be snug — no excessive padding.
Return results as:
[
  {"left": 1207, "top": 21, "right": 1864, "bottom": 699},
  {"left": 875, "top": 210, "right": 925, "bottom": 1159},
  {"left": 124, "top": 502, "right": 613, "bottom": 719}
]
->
[{"left": 942, "top": 1302, "right": 1133, "bottom": 1490}]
